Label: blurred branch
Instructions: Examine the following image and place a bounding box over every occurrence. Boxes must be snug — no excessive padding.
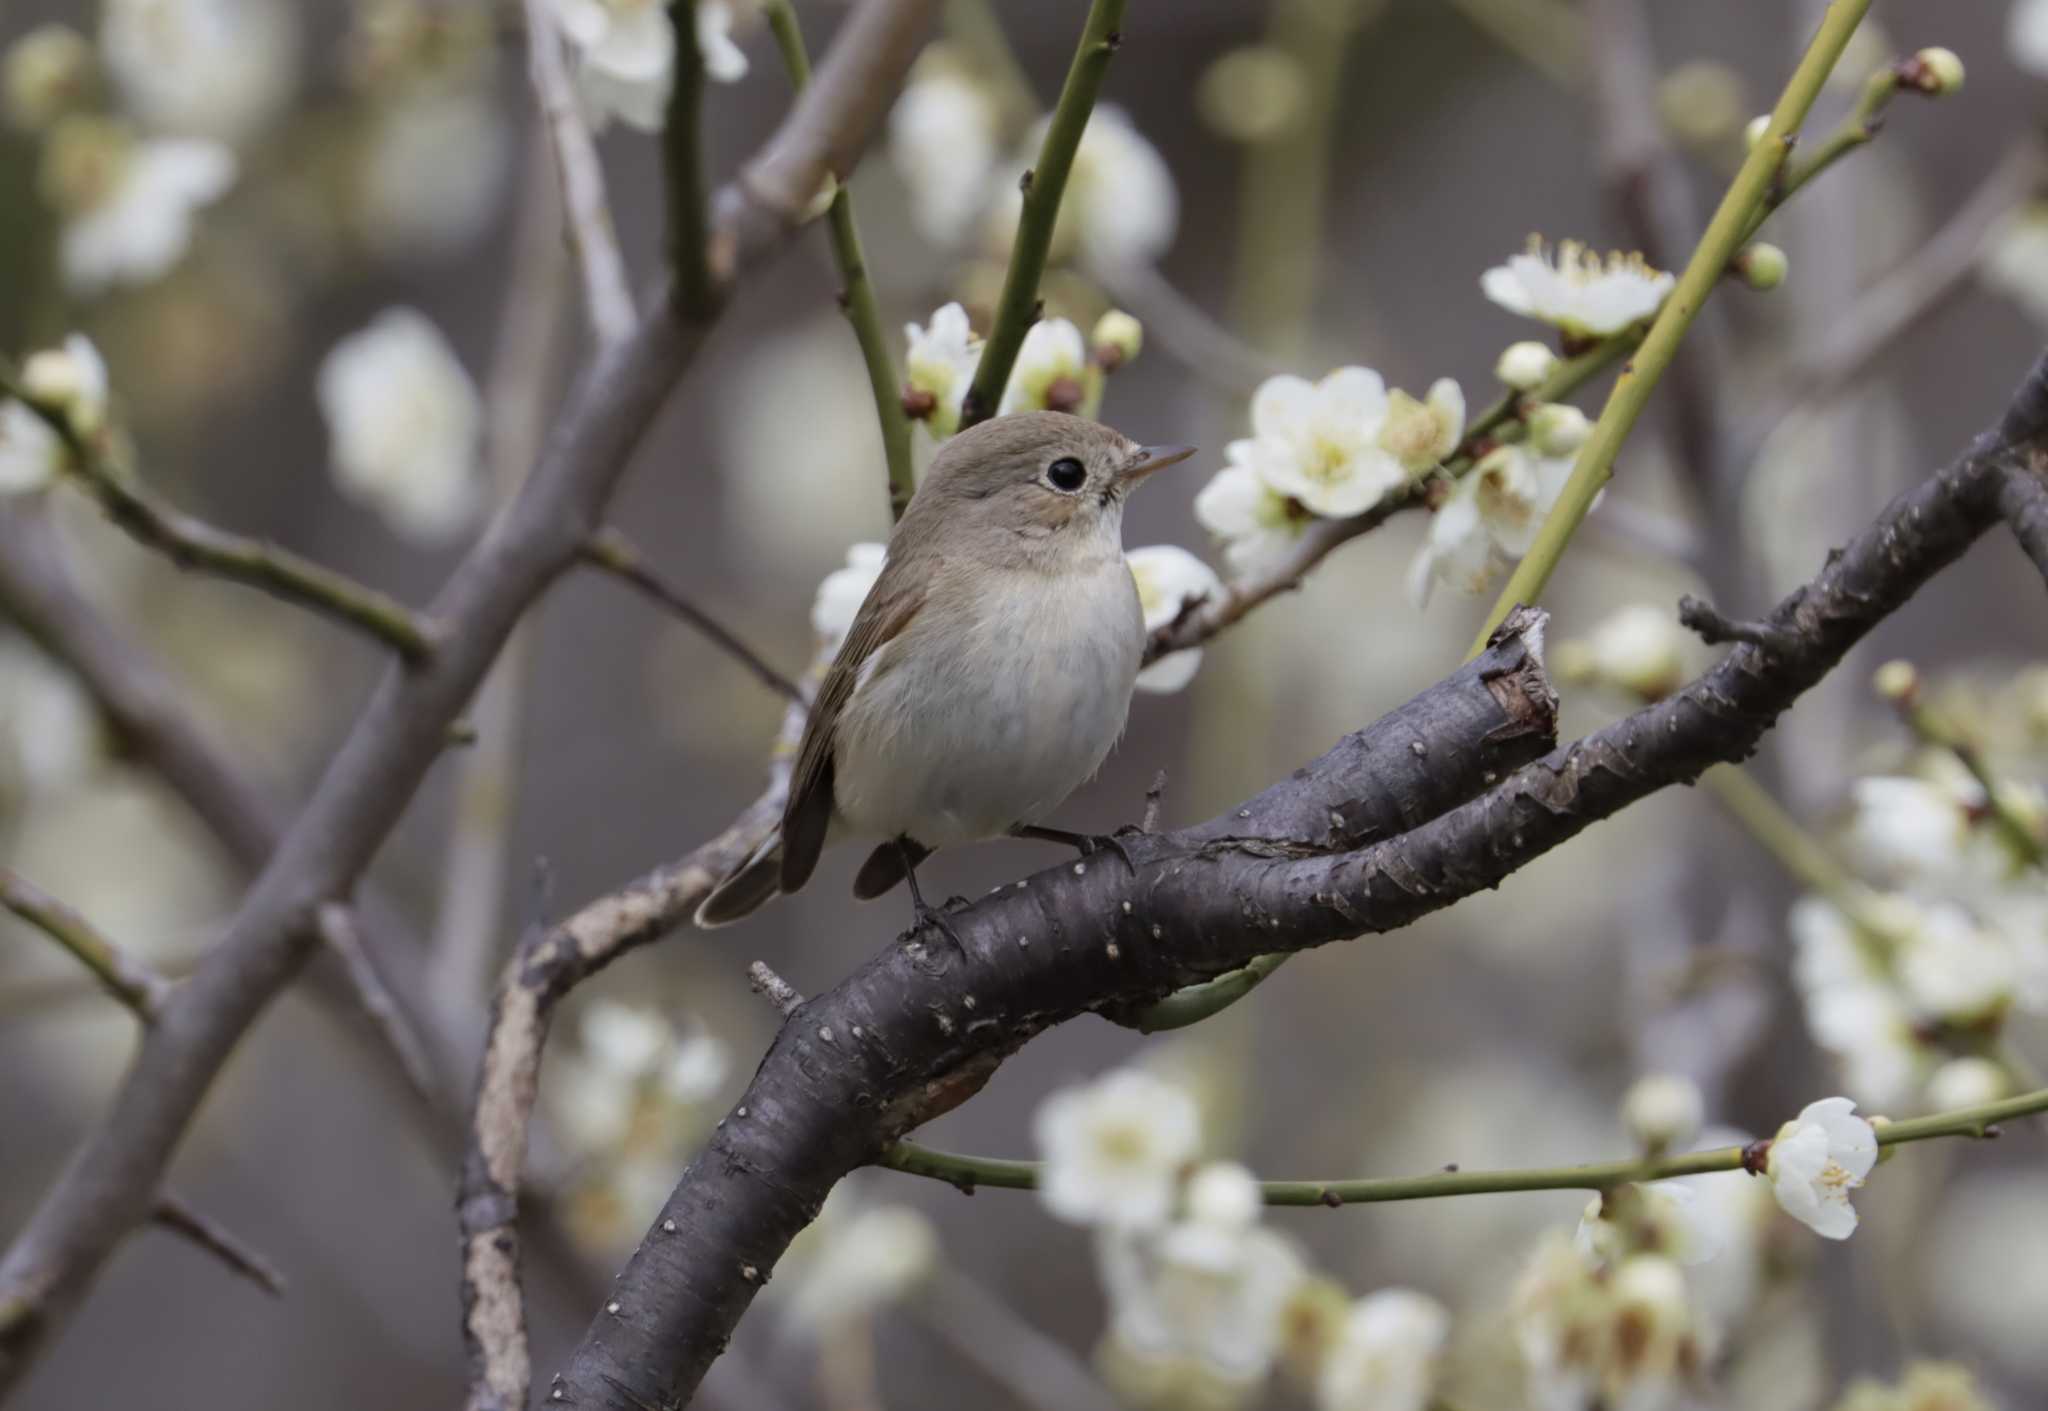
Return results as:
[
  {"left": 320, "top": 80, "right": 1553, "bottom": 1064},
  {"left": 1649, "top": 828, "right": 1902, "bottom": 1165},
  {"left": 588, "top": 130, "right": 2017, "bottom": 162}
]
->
[
  {"left": 0, "top": 374, "right": 434, "bottom": 660},
  {"left": 1098, "top": 261, "right": 1290, "bottom": 400},
  {"left": 319, "top": 904, "right": 440, "bottom": 1107},
  {"left": 580, "top": 529, "right": 807, "bottom": 703},
  {"left": 430, "top": 134, "right": 575, "bottom": 1018},
  {"left": 666, "top": 0, "right": 717, "bottom": 317},
  {"left": 547, "top": 347, "right": 2048, "bottom": 1409},
  {"left": 959, "top": 0, "right": 1125, "bottom": 427},
  {"left": 149, "top": 1194, "right": 285, "bottom": 1300},
  {"left": 883, "top": 1087, "right": 2048, "bottom": 1203},
  {"left": 910, "top": 1267, "right": 1124, "bottom": 1411},
  {"left": 1442, "top": 0, "right": 1584, "bottom": 89},
  {"left": 1472, "top": 0, "right": 1875, "bottom": 651},
  {"left": 523, "top": 0, "right": 637, "bottom": 345},
  {"left": 0, "top": 0, "right": 936, "bottom": 1396},
  {"left": 0, "top": 867, "right": 169, "bottom": 1022},
  {"left": 763, "top": 0, "right": 916, "bottom": 520}
]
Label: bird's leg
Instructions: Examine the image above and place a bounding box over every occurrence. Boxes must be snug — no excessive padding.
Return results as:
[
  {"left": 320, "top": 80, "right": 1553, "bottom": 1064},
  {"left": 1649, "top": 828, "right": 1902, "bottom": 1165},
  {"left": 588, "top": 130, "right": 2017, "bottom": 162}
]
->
[
  {"left": 1010, "top": 823, "right": 1140, "bottom": 875},
  {"left": 898, "top": 836, "right": 967, "bottom": 956}
]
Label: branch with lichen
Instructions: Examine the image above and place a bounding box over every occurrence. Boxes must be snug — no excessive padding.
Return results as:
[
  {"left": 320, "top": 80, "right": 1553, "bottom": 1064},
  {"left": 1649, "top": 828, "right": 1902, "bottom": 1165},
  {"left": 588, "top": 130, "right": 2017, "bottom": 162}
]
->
[
  {"left": 882, "top": 1085, "right": 2048, "bottom": 1203},
  {"left": 763, "top": 0, "right": 917, "bottom": 519},
  {"left": 958, "top": 0, "right": 1125, "bottom": 428},
  {"left": 1, "top": 371, "right": 435, "bottom": 661}
]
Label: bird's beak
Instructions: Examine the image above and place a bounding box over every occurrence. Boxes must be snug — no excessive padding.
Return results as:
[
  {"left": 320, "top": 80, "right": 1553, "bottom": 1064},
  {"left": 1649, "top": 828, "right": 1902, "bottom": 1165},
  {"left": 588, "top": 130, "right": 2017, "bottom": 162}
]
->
[{"left": 1119, "top": 443, "right": 1198, "bottom": 486}]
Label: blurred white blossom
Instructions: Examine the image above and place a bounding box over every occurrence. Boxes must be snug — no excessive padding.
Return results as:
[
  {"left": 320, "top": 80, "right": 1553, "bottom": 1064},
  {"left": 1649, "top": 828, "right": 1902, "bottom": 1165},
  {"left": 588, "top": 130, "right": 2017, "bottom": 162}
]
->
[
  {"left": 551, "top": 0, "right": 746, "bottom": 133},
  {"left": 889, "top": 62, "right": 999, "bottom": 247},
  {"left": 998, "top": 317, "right": 1090, "bottom": 416},
  {"left": 101, "top": 0, "right": 300, "bottom": 145},
  {"left": 315, "top": 307, "right": 484, "bottom": 543},
  {"left": 1033, "top": 1067, "right": 1200, "bottom": 1229},
  {"left": 1229, "top": 368, "right": 1406, "bottom": 519},
  {"left": 992, "top": 104, "right": 1177, "bottom": 271},
  {"left": 1128, "top": 545, "right": 1222, "bottom": 694},
  {"left": 1980, "top": 202, "right": 2048, "bottom": 326},
  {"left": 0, "top": 402, "right": 62, "bottom": 495},
  {"left": 2011, "top": 0, "right": 2048, "bottom": 78},
  {"left": 1483, "top": 239, "right": 1674, "bottom": 339},
  {"left": 1832, "top": 1362, "right": 1997, "bottom": 1411},
  {"left": 903, "top": 302, "right": 982, "bottom": 439},
  {"left": 1846, "top": 776, "right": 1976, "bottom": 881},
  {"left": 2, "top": 24, "right": 94, "bottom": 131},
  {"left": 1558, "top": 604, "right": 1691, "bottom": 701},
  {"left": 1766, "top": 1096, "right": 1876, "bottom": 1240},
  {"left": 1925, "top": 1056, "right": 2009, "bottom": 1111},
  {"left": 21, "top": 334, "right": 110, "bottom": 438},
  {"left": 0, "top": 635, "right": 99, "bottom": 799},
  {"left": 43, "top": 117, "right": 235, "bottom": 294},
  {"left": 358, "top": 88, "right": 512, "bottom": 258},
  {"left": 581, "top": 1000, "right": 672, "bottom": 1078},
  {"left": 811, "top": 542, "right": 886, "bottom": 650},
  {"left": 662, "top": 1032, "right": 730, "bottom": 1104},
  {"left": 779, "top": 1203, "right": 937, "bottom": 1340},
  {"left": 1622, "top": 1073, "right": 1705, "bottom": 1152},
  {"left": 1315, "top": 1289, "right": 1448, "bottom": 1411}
]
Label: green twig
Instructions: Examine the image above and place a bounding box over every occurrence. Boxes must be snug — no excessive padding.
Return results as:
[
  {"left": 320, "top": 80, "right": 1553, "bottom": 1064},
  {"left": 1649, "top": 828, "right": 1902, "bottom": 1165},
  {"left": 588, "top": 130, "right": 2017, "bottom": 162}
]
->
[
  {"left": 1469, "top": 0, "right": 1877, "bottom": 655},
  {"left": 958, "top": 0, "right": 1126, "bottom": 429},
  {"left": 1127, "top": 954, "right": 1286, "bottom": 1033},
  {"left": 1, "top": 867, "right": 168, "bottom": 1021},
  {"left": 1701, "top": 765, "right": 1900, "bottom": 957},
  {"left": 881, "top": 1086, "right": 2048, "bottom": 1203},
  {"left": 763, "top": 0, "right": 916, "bottom": 520},
  {"left": 2, "top": 373, "right": 434, "bottom": 661},
  {"left": 665, "top": 0, "right": 718, "bottom": 316},
  {"left": 1752, "top": 64, "right": 1901, "bottom": 230}
]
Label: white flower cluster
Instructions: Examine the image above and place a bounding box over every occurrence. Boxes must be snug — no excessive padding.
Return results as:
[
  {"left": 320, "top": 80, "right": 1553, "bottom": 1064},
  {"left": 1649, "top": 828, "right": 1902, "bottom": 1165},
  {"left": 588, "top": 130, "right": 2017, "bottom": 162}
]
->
[
  {"left": 1034, "top": 1068, "right": 1449, "bottom": 1411},
  {"left": 901, "top": 302, "right": 1146, "bottom": 437},
  {"left": 543, "top": 999, "right": 733, "bottom": 1255},
  {"left": 1831, "top": 1361, "right": 1998, "bottom": 1411}
]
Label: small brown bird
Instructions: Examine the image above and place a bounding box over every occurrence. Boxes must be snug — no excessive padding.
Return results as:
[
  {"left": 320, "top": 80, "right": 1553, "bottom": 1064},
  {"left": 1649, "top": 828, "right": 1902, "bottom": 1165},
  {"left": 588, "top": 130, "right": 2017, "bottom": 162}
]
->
[{"left": 696, "top": 411, "right": 1195, "bottom": 929}]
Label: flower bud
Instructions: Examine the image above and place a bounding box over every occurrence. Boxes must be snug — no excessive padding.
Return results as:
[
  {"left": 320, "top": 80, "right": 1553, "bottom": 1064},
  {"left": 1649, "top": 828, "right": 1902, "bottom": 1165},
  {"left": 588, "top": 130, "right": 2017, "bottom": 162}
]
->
[
  {"left": 1656, "top": 61, "right": 1745, "bottom": 148},
  {"left": 1733, "top": 242, "right": 1788, "bottom": 291},
  {"left": 1743, "top": 114, "right": 1771, "bottom": 151},
  {"left": 1873, "top": 658, "right": 1919, "bottom": 704},
  {"left": 19, "top": 334, "right": 107, "bottom": 437},
  {"left": 1528, "top": 403, "right": 1591, "bottom": 457},
  {"left": 1901, "top": 47, "right": 1964, "bottom": 97},
  {"left": 1495, "top": 340, "right": 1558, "bottom": 391},
  {"left": 1926, "top": 1057, "right": 2008, "bottom": 1112},
  {"left": 1091, "top": 309, "right": 1144, "bottom": 369},
  {"left": 1, "top": 24, "right": 93, "bottom": 133},
  {"left": 1196, "top": 45, "right": 1306, "bottom": 143},
  {"left": 1622, "top": 1073, "right": 1705, "bottom": 1153},
  {"left": 1577, "top": 604, "right": 1689, "bottom": 701}
]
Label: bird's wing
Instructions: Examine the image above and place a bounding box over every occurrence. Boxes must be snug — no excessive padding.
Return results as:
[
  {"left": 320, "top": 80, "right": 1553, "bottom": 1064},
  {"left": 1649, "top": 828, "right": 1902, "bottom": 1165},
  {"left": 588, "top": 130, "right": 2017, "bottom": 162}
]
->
[{"left": 780, "top": 562, "right": 927, "bottom": 893}]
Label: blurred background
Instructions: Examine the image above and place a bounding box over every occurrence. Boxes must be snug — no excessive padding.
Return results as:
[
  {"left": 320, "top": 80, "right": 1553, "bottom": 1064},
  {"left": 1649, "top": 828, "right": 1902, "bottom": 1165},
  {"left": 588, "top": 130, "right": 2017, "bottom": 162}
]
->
[{"left": 2, "top": 1, "right": 2046, "bottom": 1408}]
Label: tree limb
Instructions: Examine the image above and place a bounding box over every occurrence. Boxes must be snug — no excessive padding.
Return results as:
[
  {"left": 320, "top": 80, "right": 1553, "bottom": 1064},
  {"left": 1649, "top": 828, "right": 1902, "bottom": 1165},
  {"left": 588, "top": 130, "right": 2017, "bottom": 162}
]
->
[
  {"left": 546, "top": 348, "right": 2048, "bottom": 1411},
  {"left": 0, "top": 867, "right": 169, "bottom": 1022}
]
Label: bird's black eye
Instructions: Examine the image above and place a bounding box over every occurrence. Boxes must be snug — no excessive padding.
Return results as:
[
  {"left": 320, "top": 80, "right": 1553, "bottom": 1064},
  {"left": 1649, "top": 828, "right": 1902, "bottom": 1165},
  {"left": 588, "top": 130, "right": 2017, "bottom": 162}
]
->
[{"left": 1045, "top": 456, "right": 1087, "bottom": 492}]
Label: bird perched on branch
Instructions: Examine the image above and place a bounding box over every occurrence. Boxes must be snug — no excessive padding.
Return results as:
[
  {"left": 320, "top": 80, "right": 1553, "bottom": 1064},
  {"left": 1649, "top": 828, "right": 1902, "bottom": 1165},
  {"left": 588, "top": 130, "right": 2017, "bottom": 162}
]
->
[{"left": 696, "top": 411, "right": 1195, "bottom": 931}]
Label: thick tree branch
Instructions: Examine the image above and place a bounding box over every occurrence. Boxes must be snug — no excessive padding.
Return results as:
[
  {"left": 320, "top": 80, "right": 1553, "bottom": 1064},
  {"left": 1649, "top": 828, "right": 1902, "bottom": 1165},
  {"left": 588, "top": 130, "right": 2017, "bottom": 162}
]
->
[
  {"left": 0, "top": 0, "right": 935, "bottom": 1391},
  {"left": 549, "top": 349, "right": 2048, "bottom": 1410}
]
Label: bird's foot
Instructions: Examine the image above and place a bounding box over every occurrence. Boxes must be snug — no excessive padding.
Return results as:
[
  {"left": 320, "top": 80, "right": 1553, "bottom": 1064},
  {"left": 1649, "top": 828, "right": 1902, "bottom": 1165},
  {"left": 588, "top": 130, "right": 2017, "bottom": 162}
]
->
[
  {"left": 899, "top": 846, "right": 969, "bottom": 960},
  {"left": 1011, "top": 823, "right": 1143, "bottom": 875}
]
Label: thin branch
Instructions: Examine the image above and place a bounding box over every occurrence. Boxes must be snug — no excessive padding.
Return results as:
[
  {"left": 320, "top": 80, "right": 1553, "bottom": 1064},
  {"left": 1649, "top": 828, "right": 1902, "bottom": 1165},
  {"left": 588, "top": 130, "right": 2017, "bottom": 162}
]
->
[
  {"left": 763, "top": 0, "right": 916, "bottom": 520},
  {"left": 1096, "top": 261, "right": 1290, "bottom": 400},
  {"left": 580, "top": 529, "right": 807, "bottom": 703},
  {"left": 0, "top": 868, "right": 169, "bottom": 1021},
  {"left": 909, "top": 1267, "right": 1124, "bottom": 1411},
  {"left": 545, "top": 348, "right": 2048, "bottom": 1410},
  {"left": 1472, "top": 0, "right": 1877, "bottom": 651},
  {"left": 882, "top": 1087, "right": 2048, "bottom": 1205},
  {"left": 0, "top": 373, "right": 435, "bottom": 661},
  {"left": 150, "top": 1194, "right": 286, "bottom": 1299},
  {"left": 523, "top": 0, "right": 638, "bottom": 345},
  {"left": 747, "top": 960, "right": 805, "bottom": 1016},
  {"left": 319, "top": 904, "right": 441, "bottom": 1107},
  {"left": 958, "top": 0, "right": 1125, "bottom": 428},
  {"left": 0, "top": 1, "right": 937, "bottom": 1395}
]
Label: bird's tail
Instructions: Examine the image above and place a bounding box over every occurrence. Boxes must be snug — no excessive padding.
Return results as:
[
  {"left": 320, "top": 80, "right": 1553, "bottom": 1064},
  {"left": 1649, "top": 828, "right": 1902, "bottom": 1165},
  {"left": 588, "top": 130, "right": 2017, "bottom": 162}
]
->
[{"left": 695, "top": 833, "right": 785, "bottom": 929}]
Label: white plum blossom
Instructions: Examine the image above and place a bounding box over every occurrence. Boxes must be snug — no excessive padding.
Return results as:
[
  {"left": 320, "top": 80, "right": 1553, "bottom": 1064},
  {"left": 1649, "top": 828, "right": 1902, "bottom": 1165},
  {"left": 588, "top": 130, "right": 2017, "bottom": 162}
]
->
[
  {"left": 1377, "top": 379, "right": 1465, "bottom": 475},
  {"left": 1895, "top": 902, "right": 2017, "bottom": 1024},
  {"left": 0, "top": 401, "right": 62, "bottom": 495},
  {"left": 551, "top": 0, "right": 746, "bottom": 133},
  {"left": 1926, "top": 1056, "right": 2009, "bottom": 1111},
  {"left": 997, "top": 317, "right": 1089, "bottom": 416},
  {"left": 992, "top": 105, "right": 1178, "bottom": 271},
  {"left": 1407, "top": 443, "right": 1573, "bottom": 604},
  {"left": 1128, "top": 545, "right": 1222, "bottom": 694},
  {"left": 315, "top": 308, "right": 484, "bottom": 543},
  {"left": 101, "top": 0, "right": 301, "bottom": 146},
  {"left": 1790, "top": 897, "right": 1929, "bottom": 1108},
  {"left": 1622, "top": 1073, "right": 1705, "bottom": 1152},
  {"left": 2012, "top": 0, "right": 2048, "bottom": 78},
  {"left": 1766, "top": 1096, "right": 1878, "bottom": 1239},
  {"left": 21, "top": 334, "right": 109, "bottom": 437},
  {"left": 2, "top": 24, "right": 94, "bottom": 132},
  {"left": 1194, "top": 464, "right": 1306, "bottom": 577},
  {"left": 1563, "top": 604, "right": 1691, "bottom": 700},
  {"left": 1483, "top": 238, "right": 1675, "bottom": 338},
  {"left": 45, "top": 118, "right": 236, "bottom": 294},
  {"left": 1846, "top": 775, "right": 1976, "bottom": 881},
  {"left": 902, "top": 302, "right": 981, "bottom": 438},
  {"left": 888, "top": 66, "right": 1000, "bottom": 247},
  {"left": 1575, "top": 1182, "right": 1724, "bottom": 1270},
  {"left": 811, "top": 543, "right": 886, "bottom": 649},
  {"left": 1495, "top": 339, "right": 1558, "bottom": 390},
  {"left": 1033, "top": 1067, "right": 1200, "bottom": 1229},
  {"left": 1229, "top": 368, "right": 1406, "bottom": 518},
  {"left": 779, "top": 1203, "right": 938, "bottom": 1339},
  {"left": 1315, "top": 1289, "right": 1449, "bottom": 1411},
  {"left": 358, "top": 88, "right": 512, "bottom": 258}
]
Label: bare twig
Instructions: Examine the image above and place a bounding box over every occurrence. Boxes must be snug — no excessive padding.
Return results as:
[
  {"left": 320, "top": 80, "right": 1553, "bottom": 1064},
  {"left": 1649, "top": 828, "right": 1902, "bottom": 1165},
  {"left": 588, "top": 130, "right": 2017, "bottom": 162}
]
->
[
  {"left": 149, "top": 1195, "right": 286, "bottom": 1300},
  {"left": 0, "top": 1, "right": 936, "bottom": 1392},
  {"left": 0, "top": 868, "right": 169, "bottom": 1021},
  {"left": 580, "top": 529, "right": 807, "bottom": 704},
  {"left": 319, "top": 904, "right": 441, "bottom": 1106},
  {"left": 746, "top": 960, "right": 805, "bottom": 1016},
  {"left": 523, "top": 0, "right": 638, "bottom": 345}
]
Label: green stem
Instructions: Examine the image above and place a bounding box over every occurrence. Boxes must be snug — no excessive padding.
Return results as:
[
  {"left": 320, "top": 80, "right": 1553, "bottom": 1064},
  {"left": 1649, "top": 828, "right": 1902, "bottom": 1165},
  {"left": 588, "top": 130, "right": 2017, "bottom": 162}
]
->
[
  {"left": 762, "top": 0, "right": 916, "bottom": 519},
  {"left": 1702, "top": 765, "right": 1899, "bottom": 958},
  {"left": 1897, "top": 700, "right": 2047, "bottom": 868},
  {"left": 1469, "top": 0, "right": 1876, "bottom": 655},
  {"left": 880, "top": 1086, "right": 2048, "bottom": 1203},
  {"left": 665, "top": 0, "right": 718, "bottom": 317},
  {"left": 959, "top": 0, "right": 1126, "bottom": 429},
  {"left": 1128, "top": 953, "right": 1286, "bottom": 1032},
  {"left": 1, "top": 867, "right": 167, "bottom": 1021},
  {"left": 1749, "top": 64, "right": 1901, "bottom": 233}
]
